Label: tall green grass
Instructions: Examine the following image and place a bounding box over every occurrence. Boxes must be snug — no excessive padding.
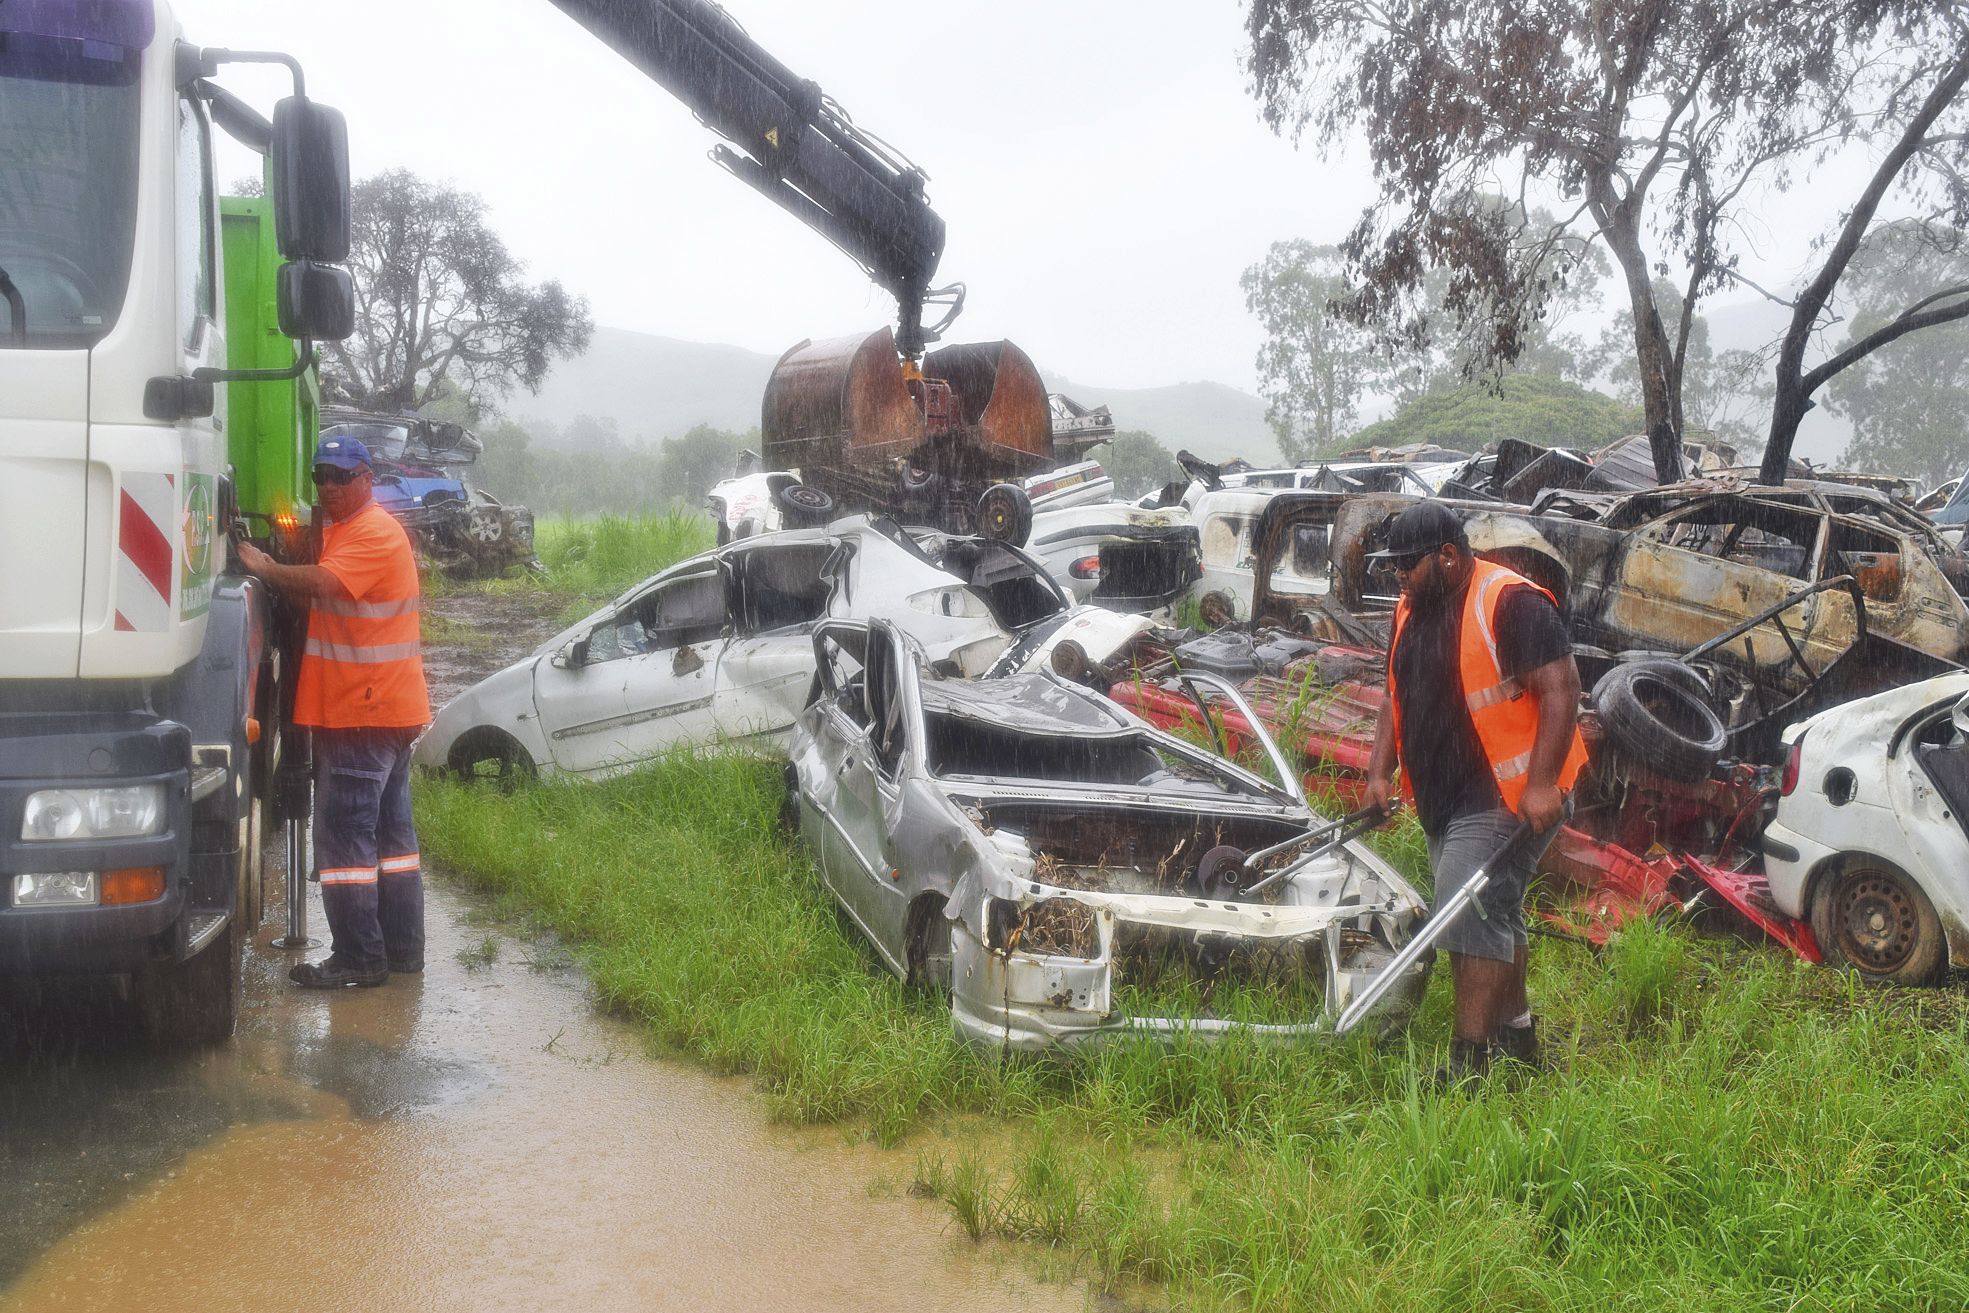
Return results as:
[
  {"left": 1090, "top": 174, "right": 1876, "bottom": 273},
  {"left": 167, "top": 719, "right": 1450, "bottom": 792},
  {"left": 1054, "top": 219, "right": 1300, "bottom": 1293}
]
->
[
  {"left": 418, "top": 757, "right": 1969, "bottom": 1311},
  {"left": 533, "top": 511, "right": 716, "bottom": 600}
]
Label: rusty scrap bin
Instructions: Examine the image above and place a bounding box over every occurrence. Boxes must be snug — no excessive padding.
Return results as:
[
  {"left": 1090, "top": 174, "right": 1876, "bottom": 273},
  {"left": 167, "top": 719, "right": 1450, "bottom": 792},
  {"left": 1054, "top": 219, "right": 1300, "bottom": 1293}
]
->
[{"left": 762, "top": 327, "right": 1054, "bottom": 531}]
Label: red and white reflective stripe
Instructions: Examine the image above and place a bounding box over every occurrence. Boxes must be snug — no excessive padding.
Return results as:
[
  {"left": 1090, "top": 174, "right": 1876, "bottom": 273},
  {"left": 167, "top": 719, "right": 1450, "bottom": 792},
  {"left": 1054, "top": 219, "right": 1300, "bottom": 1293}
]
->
[
  {"left": 320, "top": 866, "right": 377, "bottom": 885},
  {"left": 114, "top": 472, "right": 175, "bottom": 632},
  {"left": 379, "top": 854, "right": 421, "bottom": 875}
]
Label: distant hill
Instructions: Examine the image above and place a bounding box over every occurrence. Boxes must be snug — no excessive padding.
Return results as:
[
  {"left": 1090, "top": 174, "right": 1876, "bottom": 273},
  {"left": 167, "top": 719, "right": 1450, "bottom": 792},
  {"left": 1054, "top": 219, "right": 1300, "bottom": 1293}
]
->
[
  {"left": 514, "top": 327, "right": 775, "bottom": 442},
  {"left": 1041, "top": 374, "right": 1280, "bottom": 465},
  {"left": 511, "top": 325, "right": 1280, "bottom": 464}
]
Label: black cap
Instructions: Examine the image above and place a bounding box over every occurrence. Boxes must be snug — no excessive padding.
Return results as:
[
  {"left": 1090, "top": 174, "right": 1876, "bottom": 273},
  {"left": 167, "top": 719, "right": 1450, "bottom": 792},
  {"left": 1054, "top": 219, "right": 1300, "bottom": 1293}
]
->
[{"left": 1365, "top": 500, "right": 1467, "bottom": 561}]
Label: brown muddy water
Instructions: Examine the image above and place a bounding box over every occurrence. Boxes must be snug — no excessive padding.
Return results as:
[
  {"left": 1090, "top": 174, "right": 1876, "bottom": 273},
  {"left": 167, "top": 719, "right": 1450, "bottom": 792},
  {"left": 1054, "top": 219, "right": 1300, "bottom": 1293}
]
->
[{"left": 0, "top": 588, "right": 1091, "bottom": 1312}]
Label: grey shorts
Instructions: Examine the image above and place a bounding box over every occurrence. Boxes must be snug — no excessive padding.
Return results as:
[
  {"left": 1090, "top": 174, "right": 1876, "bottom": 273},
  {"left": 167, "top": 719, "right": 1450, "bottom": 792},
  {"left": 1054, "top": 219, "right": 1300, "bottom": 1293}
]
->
[{"left": 1424, "top": 807, "right": 1562, "bottom": 963}]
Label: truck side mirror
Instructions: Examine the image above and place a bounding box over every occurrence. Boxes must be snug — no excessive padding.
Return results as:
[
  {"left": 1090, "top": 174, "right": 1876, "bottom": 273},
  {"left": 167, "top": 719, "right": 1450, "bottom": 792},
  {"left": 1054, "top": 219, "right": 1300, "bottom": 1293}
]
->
[
  {"left": 270, "top": 97, "right": 351, "bottom": 262},
  {"left": 276, "top": 261, "right": 355, "bottom": 341}
]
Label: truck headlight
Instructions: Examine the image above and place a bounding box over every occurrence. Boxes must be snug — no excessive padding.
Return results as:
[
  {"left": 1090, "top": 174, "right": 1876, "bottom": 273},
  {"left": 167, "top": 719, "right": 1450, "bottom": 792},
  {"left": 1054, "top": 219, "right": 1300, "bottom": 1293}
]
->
[
  {"left": 13, "top": 872, "right": 96, "bottom": 907},
  {"left": 21, "top": 786, "right": 165, "bottom": 841}
]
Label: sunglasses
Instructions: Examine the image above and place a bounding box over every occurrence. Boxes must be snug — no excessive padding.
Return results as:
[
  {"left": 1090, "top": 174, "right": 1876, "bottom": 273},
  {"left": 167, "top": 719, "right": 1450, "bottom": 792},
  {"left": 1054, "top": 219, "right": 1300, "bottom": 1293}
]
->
[
  {"left": 1387, "top": 547, "right": 1435, "bottom": 572},
  {"left": 311, "top": 465, "right": 365, "bottom": 487}
]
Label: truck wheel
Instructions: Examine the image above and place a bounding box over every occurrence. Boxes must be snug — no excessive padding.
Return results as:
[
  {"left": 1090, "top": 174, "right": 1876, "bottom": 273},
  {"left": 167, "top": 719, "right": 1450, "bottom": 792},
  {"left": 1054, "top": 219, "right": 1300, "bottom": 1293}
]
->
[
  {"left": 136, "top": 875, "right": 244, "bottom": 1049},
  {"left": 977, "top": 484, "right": 1033, "bottom": 546},
  {"left": 1810, "top": 859, "right": 1946, "bottom": 987}
]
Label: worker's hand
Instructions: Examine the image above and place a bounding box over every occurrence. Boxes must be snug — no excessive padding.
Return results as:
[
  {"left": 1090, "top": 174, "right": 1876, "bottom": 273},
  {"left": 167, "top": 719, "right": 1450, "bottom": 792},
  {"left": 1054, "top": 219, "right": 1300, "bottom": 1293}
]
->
[
  {"left": 235, "top": 541, "right": 274, "bottom": 577},
  {"left": 1362, "top": 773, "right": 1400, "bottom": 825},
  {"left": 1519, "top": 782, "right": 1564, "bottom": 835}
]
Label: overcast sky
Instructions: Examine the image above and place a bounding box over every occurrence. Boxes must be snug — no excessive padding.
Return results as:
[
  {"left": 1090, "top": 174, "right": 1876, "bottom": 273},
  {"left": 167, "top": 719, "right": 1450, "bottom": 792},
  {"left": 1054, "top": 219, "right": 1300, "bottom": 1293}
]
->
[
  {"left": 171, "top": 0, "right": 1884, "bottom": 453},
  {"left": 175, "top": 0, "right": 1395, "bottom": 392}
]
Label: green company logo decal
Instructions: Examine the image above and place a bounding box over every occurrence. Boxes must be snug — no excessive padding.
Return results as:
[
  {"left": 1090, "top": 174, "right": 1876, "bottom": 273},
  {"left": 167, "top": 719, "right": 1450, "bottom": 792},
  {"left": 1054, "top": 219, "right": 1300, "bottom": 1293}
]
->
[{"left": 180, "top": 473, "right": 216, "bottom": 620}]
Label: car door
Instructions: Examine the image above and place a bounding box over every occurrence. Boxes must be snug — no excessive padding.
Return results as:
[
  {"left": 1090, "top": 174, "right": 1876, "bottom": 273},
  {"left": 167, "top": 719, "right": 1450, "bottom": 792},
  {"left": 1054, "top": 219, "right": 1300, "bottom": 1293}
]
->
[
  {"left": 532, "top": 607, "right": 641, "bottom": 774},
  {"left": 615, "top": 567, "right": 728, "bottom": 758},
  {"left": 1601, "top": 498, "right": 1837, "bottom": 679},
  {"left": 714, "top": 540, "right": 842, "bottom": 747}
]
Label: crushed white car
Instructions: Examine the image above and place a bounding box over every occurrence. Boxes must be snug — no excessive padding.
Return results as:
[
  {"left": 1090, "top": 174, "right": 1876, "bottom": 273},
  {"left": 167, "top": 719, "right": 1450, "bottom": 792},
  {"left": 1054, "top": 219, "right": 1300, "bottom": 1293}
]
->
[
  {"left": 788, "top": 618, "right": 1431, "bottom": 1051},
  {"left": 1764, "top": 672, "right": 1969, "bottom": 984},
  {"left": 416, "top": 518, "right": 1127, "bottom": 780}
]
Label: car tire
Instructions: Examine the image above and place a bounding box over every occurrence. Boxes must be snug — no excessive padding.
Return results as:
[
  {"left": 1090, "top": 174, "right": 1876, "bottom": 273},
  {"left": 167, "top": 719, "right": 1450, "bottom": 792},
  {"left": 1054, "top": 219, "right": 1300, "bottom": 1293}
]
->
[
  {"left": 772, "top": 481, "right": 835, "bottom": 527},
  {"left": 976, "top": 484, "right": 1033, "bottom": 547},
  {"left": 1591, "top": 663, "right": 1726, "bottom": 782},
  {"left": 1810, "top": 858, "right": 1947, "bottom": 987},
  {"left": 446, "top": 729, "right": 538, "bottom": 790},
  {"left": 778, "top": 763, "right": 802, "bottom": 837}
]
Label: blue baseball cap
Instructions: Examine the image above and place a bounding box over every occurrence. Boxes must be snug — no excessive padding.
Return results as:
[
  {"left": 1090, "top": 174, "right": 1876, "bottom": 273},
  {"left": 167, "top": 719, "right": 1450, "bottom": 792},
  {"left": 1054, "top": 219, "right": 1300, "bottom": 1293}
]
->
[{"left": 312, "top": 436, "right": 373, "bottom": 471}]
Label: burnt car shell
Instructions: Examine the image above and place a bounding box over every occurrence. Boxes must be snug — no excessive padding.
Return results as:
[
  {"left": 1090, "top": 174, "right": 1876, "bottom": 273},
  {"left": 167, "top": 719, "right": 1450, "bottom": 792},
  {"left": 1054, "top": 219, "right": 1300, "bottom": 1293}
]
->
[{"left": 788, "top": 619, "right": 1430, "bottom": 1052}]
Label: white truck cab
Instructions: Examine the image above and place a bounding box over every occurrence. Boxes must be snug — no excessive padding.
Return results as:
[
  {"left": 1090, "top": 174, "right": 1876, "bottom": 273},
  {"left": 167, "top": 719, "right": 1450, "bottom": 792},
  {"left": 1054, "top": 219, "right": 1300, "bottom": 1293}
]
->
[{"left": 1, "top": 0, "right": 354, "bottom": 1044}]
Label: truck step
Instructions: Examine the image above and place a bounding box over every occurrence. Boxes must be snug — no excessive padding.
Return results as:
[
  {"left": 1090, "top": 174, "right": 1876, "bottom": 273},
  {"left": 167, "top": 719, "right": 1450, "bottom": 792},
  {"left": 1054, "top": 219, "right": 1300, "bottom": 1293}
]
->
[
  {"left": 185, "top": 910, "right": 229, "bottom": 955},
  {"left": 189, "top": 764, "right": 229, "bottom": 804}
]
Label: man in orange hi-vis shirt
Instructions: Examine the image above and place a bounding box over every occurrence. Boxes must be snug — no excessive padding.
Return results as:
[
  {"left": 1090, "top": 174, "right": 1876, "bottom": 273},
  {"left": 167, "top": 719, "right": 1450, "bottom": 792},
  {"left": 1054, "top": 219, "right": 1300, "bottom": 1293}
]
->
[{"left": 238, "top": 436, "right": 431, "bottom": 989}]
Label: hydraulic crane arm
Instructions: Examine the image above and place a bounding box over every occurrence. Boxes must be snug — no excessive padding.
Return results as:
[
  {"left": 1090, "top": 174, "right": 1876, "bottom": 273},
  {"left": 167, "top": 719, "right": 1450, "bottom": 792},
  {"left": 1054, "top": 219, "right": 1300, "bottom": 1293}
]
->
[{"left": 550, "top": 0, "right": 960, "bottom": 357}]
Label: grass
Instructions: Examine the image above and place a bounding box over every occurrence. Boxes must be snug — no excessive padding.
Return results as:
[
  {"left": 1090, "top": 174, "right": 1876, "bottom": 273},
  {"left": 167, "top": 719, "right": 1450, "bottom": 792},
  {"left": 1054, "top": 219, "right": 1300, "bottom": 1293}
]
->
[
  {"left": 416, "top": 755, "right": 1969, "bottom": 1312},
  {"left": 422, "top": 510, "right": 717, "bottom": 626}
]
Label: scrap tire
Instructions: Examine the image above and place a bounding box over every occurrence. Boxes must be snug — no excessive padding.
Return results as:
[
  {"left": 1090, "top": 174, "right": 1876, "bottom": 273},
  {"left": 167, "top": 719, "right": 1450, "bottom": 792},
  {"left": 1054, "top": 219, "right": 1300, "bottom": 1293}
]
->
[
  {"left": 447, "top": 728, "right": 538, "bottom": 790},
  {"left": 1810, "top": 859, "right": 1946, "bottom": 987},
  {"left": 1591, "top": 663, "right": 1726, "bottom": 782},
  {"left": 772, "top": 481, "right": 835, "bottom": 527},
  {"left": 976, "top": 484, "right": 1033, "bottom": 547}
]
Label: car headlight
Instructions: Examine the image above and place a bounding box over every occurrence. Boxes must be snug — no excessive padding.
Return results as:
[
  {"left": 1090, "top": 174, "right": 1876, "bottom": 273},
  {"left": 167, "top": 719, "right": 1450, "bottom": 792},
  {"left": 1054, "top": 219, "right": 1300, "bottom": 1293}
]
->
[{"left": 21, "top": 786, "right": 166, "bottom": 841}]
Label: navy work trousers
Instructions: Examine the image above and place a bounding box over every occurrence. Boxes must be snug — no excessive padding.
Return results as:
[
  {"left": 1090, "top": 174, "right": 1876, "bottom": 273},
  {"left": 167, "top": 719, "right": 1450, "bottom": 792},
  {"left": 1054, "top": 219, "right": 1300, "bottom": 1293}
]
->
[{"left": 313, "top": 726, "right": 424, "bottom": 972}]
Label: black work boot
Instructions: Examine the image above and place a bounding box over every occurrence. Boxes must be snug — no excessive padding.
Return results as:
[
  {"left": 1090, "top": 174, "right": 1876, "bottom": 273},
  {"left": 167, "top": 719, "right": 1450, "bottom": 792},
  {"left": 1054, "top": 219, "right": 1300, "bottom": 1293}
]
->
[
  {"left": 1431, "top": 1036, "right": 1493, "bottom": 1090},
  {"left": 387, "top": 956, "right": 424, "bottom": 975},
  {"left": 1495, "top": 1016, "right": 1542, "bottom": 1068},
  {"left": 289, "top": 955, "right": 388, "bottom": 989}
]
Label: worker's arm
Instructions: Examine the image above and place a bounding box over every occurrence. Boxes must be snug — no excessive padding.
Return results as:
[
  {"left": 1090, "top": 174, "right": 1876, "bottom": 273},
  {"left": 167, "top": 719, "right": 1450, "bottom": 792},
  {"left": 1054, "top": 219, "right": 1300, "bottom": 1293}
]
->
[
  {"left": 1362, "top": 697, "right": 1401, "bottom": 821},
  {"left": 236, "top": 541, "right": 354, "bottom": 603},
  {"left": 1518, "top": 653, "right": 1581, "bottom": 834}
]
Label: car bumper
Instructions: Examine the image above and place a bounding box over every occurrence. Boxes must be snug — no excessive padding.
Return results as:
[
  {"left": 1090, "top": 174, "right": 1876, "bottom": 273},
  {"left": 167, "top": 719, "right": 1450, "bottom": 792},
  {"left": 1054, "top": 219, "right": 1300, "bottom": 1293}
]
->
[
  {"left": 947, "top": 919, "right": 1429, "bottom": 1052},
  {"left": 1759, "top": 818, "right": 1839, "bottom": 919}
]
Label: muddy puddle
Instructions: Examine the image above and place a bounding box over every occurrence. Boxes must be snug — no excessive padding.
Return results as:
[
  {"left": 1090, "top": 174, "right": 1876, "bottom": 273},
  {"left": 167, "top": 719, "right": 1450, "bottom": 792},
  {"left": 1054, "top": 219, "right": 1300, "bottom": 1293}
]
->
[
  {"left": 1, "top": 873, "right": 1088, "bottom": 1311},
  {"left": 1, "top": 587, "right": 1090, "bottom": 1312}
]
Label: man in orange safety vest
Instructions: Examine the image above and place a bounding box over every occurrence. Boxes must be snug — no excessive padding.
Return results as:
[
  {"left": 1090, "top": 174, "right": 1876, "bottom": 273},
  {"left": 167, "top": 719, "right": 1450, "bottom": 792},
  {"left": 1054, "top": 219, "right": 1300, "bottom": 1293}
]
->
[
  {"left": 238, "top": 435, "right": 431, "bottom": 989},
  {"left": 1361, "top": 501, "right": 1585, "bottom": 1084}
]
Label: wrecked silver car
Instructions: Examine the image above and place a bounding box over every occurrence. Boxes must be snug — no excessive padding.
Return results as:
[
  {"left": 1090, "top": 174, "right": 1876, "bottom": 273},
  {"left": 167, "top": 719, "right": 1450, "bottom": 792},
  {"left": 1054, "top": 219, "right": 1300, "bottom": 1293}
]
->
[{"left": 786, "top": 619, "right": 1430, "bottom": 1052}]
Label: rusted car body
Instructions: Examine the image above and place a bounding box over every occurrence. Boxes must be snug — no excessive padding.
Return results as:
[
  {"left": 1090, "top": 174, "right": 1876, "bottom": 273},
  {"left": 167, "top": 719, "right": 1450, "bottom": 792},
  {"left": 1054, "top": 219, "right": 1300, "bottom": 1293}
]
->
[
  {"left": 761, "top": 327, "right": 1053, "bottom": 531},
  {"left": 788, "top": 620, "right": 1430, "bottom": 1051},
  {"left": 1258, "top": 482, "right": 1969, "bottom": 706}
]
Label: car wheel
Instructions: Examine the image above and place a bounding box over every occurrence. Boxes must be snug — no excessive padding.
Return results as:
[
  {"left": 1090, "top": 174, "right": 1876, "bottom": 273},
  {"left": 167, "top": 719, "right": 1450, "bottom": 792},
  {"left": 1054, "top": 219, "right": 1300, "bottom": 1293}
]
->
[
  {"left": 778, "top": 763, "right": 803, "bottom": 837},
  {"left": 446, "top": 729, "right": 538, "bottom": 790},
  {"left": 1810, "top": 859, "right": 1946, "bottom": 986},
  {"left": 465, "top": 507, "right": 506, "bottom": 545},
  {"left": 976, "top": 483, "right": 1033, "bottom": 547},
  {"left": 772, "top": 481, "right": 835, "bottom": 526}
]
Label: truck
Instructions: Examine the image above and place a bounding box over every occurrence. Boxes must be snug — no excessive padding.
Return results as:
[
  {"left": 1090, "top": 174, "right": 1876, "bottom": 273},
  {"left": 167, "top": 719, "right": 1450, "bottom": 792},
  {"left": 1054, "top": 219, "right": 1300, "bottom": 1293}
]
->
[{"left": 1, "top": 0, "right": 355, "bottom": 1044}]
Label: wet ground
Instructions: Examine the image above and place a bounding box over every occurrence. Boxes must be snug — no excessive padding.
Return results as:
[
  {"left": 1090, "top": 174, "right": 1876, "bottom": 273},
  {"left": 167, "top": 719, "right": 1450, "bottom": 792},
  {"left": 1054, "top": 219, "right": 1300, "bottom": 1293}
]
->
[{"left": 0, "top": 586, "right": 1091, "bottom": 1312}]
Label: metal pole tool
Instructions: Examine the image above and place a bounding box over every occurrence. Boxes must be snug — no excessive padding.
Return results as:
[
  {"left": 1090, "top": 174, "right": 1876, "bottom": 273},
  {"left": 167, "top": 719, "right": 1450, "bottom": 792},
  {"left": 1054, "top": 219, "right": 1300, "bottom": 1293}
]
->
[{"left": 1332, "top": 821, "right": 1532, "bottom": 1037}]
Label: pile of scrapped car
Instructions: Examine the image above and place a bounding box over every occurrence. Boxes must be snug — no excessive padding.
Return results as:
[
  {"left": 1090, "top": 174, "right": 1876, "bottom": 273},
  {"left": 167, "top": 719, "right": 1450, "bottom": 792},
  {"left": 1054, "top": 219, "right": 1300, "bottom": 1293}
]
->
[
  {"left": 423, "top": 435, "right": 1969, "bottom": 1049},
  {"left": 321, "top": 409, "right": 539, "bottom": 579}
]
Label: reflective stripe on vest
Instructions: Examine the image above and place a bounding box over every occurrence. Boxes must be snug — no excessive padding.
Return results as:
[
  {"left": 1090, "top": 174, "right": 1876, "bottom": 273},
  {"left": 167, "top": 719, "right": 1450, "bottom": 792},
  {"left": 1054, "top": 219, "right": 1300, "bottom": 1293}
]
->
[
  {"left": 1388, "top": 558, "right": 1587, "bottom": 813},
  {"left": 305, "top": 638, "right": 422, "bottom": 664}
]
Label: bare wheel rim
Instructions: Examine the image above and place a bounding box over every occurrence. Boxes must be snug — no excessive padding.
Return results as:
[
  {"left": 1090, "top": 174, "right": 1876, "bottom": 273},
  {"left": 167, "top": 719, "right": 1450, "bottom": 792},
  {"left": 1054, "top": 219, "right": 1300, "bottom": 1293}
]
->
[
  {"left": 466, "top": 510, "right": 504, "bottom": 543},
  {"left": 1832, "top": 868, "right": 1921, "bottom": 974}
]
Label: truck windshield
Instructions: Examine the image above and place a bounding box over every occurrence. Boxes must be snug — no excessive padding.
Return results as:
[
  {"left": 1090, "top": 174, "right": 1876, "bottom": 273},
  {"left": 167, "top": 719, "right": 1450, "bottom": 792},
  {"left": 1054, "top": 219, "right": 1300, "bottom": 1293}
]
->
[{"left": 0, "top": 33, "right": 142, "bottom": 349}]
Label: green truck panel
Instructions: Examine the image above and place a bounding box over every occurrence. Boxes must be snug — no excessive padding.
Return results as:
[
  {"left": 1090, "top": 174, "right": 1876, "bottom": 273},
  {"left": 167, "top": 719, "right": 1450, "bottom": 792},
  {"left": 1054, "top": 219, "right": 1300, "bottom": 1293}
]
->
[{"left": 220, "top": 194, "right": 319, "bottom": 524}]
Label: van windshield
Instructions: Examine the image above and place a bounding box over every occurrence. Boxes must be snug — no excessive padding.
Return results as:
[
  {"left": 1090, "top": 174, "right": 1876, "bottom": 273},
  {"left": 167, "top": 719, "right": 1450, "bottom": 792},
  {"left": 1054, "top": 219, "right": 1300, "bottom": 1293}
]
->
[{"left": 0, "top": 33, "right": 142, "bottom": 349}]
